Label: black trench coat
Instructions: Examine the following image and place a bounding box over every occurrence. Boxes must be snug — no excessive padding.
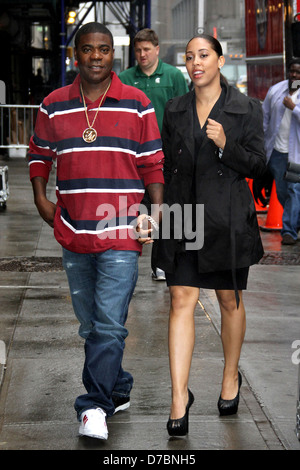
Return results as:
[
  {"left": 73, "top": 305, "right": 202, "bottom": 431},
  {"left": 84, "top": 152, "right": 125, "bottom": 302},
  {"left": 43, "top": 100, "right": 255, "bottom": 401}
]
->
[{"left": 154, "top": 84, "right": 267, "bottom": 278}]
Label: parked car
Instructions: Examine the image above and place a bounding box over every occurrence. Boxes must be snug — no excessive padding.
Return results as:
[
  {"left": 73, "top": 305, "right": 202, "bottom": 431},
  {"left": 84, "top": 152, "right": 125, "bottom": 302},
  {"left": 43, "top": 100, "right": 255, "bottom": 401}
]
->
[
  {"left": 236, "top": 74, "right": 248, "bottom": 94},
  {"left": 221, "top": 54, "right": 247, "bottom": 95}
]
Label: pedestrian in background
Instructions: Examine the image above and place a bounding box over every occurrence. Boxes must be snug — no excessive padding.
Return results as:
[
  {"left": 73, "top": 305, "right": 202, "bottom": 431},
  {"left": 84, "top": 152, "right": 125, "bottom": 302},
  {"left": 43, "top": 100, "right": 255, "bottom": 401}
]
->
[
  {"left": 154, "top": 34, "right": 266, "bottom": 436},
  {"left": 262, "top": 59, "right": 300, "bottom": 245},
  {"left": 119, "top": 28, "right": 188, "bottom": 133},
  {"left": 28, "top": 22, "right": 164, "bottom": 441},
  {"left": 119, "top": 28, "right": 188, "bottom": 281}
]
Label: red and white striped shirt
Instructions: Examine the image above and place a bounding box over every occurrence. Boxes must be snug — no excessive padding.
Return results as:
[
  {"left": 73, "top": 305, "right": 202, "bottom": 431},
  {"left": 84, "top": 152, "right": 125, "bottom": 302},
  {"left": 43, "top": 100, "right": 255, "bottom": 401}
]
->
[{"left": 29, "top": 72, "right": 164, "bottom": 253}]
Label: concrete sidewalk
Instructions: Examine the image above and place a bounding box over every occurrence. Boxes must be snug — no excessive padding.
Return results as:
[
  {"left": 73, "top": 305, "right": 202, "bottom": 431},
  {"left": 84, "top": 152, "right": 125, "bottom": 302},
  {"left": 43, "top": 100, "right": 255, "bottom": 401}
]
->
[{"left": 0, "top": 157, "right": 299, "bottom": 451}]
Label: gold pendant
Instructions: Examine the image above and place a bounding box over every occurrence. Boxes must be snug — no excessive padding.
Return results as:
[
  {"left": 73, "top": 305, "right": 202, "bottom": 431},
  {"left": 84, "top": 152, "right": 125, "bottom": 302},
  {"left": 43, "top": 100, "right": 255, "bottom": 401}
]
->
[{"left": 82, "top": 127, "right": 97, "bottom": 143}]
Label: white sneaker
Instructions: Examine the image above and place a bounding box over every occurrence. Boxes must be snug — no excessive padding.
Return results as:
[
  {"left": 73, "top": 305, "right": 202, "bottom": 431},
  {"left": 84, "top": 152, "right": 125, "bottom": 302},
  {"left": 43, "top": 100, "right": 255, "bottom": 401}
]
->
[
  {"left": 79, "top": 408, "right": 108, "bottom": 440},
  {"left": 152, "top": 268, "right": 166, "bottom": 281}
]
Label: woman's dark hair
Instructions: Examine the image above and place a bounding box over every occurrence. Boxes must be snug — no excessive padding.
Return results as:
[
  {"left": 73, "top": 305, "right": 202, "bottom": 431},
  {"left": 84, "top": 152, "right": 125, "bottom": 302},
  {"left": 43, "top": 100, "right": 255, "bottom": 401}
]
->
[
  {"left": 74, "top": 22, "right": 114, "bottom": 49},
  {"left": 186, "top": 34, "right": 223, "bottom": 57}
]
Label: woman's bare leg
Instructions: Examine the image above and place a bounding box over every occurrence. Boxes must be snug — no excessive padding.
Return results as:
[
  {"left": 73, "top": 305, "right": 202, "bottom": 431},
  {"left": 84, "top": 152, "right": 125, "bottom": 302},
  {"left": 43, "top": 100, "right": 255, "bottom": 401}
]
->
[
  {"left": 215, "top": 289, "right": 246, "bottom": 399},
  {"left": 168, "top": 285, "right": 200, "bottom": 418}
]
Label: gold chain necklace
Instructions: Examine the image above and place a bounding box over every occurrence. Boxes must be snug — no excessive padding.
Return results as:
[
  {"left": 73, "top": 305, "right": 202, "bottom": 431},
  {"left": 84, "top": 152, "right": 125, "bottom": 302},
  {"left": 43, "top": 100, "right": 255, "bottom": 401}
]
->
[{"left": 80, "top": 80, "right": 111, "bottom": 143}]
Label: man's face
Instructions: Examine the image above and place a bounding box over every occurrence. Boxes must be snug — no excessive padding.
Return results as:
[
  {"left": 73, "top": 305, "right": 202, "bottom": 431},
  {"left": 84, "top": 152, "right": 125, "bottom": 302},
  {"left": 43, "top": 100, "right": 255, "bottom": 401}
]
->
[
  {"left": 288, "top": 63, "right": 300, "bottom": 91},
  {"left": 74, "top": 32, "right": 114, "bottom": 85},
  {"left": 134, "top": 41, "right": 159, "bottom": 73}
]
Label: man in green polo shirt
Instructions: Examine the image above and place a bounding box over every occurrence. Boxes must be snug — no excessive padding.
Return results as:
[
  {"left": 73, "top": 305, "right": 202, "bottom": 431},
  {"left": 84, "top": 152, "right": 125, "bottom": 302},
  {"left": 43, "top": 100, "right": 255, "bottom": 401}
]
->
[
  {"left": 119, "top": 28, "right": 188, "bottom": 132},
  {"left": 119, "top": 29, "right": 188, "bottom": 281}
]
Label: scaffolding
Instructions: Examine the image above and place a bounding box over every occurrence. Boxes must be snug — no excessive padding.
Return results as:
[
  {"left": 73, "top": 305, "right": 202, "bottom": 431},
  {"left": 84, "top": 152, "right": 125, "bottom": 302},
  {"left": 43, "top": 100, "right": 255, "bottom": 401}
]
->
[{"left": 60, "top": 1, "right": 151, "bottom": 86}]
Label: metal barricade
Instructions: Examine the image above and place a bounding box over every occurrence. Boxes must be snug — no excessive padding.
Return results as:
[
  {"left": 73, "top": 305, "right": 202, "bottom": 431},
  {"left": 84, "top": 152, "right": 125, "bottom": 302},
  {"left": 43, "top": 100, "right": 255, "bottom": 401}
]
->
[{"left": 0, "top": 104, "right": 39, "bottom": 157}]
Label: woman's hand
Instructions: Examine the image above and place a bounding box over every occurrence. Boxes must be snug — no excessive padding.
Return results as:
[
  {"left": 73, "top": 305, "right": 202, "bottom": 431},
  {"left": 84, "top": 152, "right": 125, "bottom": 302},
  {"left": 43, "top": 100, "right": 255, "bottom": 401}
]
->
[
  {"left": 135, "top": 214, "right": 154, "bottom": 245},
  {"left": 206, "top": 118, "right": 226, "bottom": 149}
]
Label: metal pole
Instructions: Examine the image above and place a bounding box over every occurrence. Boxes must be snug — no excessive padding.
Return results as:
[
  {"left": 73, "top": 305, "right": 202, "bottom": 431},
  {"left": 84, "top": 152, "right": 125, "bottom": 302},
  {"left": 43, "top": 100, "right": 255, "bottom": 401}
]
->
[
  {"left": 146, "top": 0, "right": 151, "bottom": 27},
  {"left": 66, "top": 1, "right": 96, "bottom": 46},
  {"left": 129, "top": 1, "right": 136, "bottom": 67},
  {"left": 61, "top": 0, "right": 66, "bottom": 87}
]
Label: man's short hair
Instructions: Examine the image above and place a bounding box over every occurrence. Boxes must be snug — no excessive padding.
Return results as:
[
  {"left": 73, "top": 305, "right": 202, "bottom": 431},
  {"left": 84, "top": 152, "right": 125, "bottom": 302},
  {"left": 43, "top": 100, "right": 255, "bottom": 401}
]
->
[
  {"left": 133, "top": 29, "right": 159, "bottom": 47},
  {"left": 75, "top": 22, "right": 114, "bottom": 48},
  {"left": 289, "top": 58, "right": 300, "bottom": 69}
]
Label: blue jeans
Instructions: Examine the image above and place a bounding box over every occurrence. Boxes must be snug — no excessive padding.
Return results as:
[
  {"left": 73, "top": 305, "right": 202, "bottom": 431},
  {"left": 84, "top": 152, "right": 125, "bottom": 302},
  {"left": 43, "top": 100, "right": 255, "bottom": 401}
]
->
[
  {"left": 62, "top": 248, "right": 139, "bottom": 418},
  {"left": 268, "top": 149, "right": 300, "bottom": 239}
]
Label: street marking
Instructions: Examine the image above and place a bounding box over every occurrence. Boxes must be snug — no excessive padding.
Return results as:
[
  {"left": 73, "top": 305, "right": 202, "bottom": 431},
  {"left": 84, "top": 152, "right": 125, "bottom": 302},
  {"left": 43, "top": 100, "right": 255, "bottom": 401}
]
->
[
  {"left": 0, "top": 285, "right": 66, "bottom": 289},
  {"left": 0, "top": 341, "right": 6, "bottom": 365}
]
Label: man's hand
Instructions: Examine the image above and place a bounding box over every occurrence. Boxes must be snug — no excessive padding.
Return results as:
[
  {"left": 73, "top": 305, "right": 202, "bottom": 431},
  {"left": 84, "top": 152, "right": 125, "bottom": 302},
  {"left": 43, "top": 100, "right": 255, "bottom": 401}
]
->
[
  {"left": 283, "top": 95, "right": 296, "bottom": 110},
  {"left": 135, "top": 213, "right": 154, "bottom": 245}
]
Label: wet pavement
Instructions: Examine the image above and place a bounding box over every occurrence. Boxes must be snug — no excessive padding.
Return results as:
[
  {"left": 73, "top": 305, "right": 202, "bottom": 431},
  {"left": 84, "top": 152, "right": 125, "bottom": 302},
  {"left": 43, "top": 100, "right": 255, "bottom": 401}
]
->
[{"left": 0, "top": 157, "right": 300, "bottom": 453}]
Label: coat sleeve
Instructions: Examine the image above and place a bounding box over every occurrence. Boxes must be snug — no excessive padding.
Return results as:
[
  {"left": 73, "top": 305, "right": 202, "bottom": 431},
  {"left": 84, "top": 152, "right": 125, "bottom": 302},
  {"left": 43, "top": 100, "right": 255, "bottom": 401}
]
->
[
  {"left": 220, "top": 99, "right": 267, "bottom": 178},
  {"left": 161, "top": 102, "right": 173, "bottom": 188}
]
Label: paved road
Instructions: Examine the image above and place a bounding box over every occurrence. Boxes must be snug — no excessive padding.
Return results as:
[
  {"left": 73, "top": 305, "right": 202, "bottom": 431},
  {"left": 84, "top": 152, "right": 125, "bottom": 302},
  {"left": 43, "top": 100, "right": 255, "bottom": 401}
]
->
[{"left": 0, "top": 158, "right": 299, "bottom": 452}]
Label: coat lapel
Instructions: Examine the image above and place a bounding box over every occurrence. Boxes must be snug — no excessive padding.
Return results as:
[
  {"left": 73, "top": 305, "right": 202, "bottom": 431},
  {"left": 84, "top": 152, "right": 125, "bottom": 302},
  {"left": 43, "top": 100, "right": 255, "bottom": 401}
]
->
[
  {"left": 167, "top": 85, "right": 250, "bottom": 156},
  {"left": 167, "top": 91, "right": 195, "bottom": 158},
  {"left": 219, "top": 85, "right": 249, "bottom": 132}
]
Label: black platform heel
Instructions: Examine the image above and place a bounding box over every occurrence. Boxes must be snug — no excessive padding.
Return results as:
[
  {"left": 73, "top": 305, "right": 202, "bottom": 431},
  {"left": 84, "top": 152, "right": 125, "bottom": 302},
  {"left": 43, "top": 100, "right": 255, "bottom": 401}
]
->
[
  {"left": 167, "top": 389, "right": 194, "bottom": 436},
  {"left": 218, "top": 371, "right": 242, "bottom": 416}
]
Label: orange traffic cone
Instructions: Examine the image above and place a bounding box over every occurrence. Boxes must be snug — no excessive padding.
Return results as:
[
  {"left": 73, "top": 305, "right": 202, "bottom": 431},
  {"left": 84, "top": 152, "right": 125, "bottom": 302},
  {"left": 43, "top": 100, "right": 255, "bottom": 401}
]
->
[
  {"left": 259, "top": 180, "right": 283, "bottom": 231},
  {"left": 247, "top": 178, "right": 267, "bottom": 213}
]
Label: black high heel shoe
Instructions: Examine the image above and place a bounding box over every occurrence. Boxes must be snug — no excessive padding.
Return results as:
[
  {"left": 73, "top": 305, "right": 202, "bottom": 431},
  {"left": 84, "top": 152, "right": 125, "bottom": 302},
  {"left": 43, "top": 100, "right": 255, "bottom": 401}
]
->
[
  {"left": 218, "top": 372, "right": 242, "bottom": 416},
  {"left": 167, "top": 389, "right": 194, "bottom": 436}
]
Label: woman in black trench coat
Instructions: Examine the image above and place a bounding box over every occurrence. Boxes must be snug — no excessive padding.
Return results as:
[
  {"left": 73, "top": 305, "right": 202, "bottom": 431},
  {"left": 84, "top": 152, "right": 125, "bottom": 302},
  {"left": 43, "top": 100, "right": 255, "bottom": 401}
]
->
[{"left": 154, "top": 34, "right": 266, "bottom": 436}]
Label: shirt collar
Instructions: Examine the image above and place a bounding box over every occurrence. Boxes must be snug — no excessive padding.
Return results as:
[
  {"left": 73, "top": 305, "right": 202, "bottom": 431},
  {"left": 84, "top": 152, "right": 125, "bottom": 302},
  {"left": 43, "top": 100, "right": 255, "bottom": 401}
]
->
[
  {"left": 70, "top": 71, "right": 121, "bottom": 102},
  {"left": 136, "top": 58, "right": 163, "bottom": 77}
]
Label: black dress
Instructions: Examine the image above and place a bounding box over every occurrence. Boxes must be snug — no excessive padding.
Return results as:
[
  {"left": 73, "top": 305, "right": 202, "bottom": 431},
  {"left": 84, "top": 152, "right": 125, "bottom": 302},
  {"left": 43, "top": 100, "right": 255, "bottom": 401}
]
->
[{"left": 165, "top": 89, "right": 249, "bottom": 290}]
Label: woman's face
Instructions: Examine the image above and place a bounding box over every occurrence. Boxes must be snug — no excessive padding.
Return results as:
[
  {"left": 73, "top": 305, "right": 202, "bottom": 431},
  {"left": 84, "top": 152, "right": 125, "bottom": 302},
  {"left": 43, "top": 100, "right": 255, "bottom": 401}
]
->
[{"left": 185, "top": 37, "right": 224, "bottom": 88}]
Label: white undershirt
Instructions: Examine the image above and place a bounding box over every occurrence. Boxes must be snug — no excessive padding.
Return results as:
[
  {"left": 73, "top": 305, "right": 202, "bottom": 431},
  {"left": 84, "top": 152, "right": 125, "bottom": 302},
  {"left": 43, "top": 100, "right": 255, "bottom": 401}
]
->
[{"left": 274, "top": 88, "right": 300, "bottom": 153}]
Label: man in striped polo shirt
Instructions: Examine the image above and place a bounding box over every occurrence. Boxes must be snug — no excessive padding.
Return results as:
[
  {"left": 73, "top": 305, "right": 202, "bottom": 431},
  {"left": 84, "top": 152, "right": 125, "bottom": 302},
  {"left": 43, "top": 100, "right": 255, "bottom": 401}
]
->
[{"left": 28, "top": 22, "right": 164, "bottom": 441}]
